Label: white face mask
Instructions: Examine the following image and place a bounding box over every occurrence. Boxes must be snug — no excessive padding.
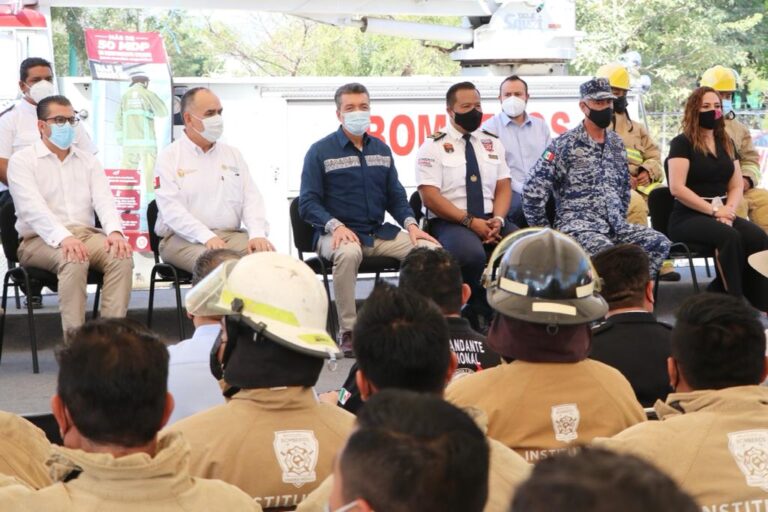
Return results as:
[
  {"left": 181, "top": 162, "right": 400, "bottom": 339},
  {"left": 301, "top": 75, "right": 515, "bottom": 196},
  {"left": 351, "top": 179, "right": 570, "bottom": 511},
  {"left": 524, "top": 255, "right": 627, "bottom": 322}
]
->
[
  {"left": 501, "top": 95, "right": 527, "bottom": 118},
  {"left": 27, "top": 80, "right": 56, "bottom": 104},
  {"left": 192, "top": 114, "right": 224, "bottom": 143}
]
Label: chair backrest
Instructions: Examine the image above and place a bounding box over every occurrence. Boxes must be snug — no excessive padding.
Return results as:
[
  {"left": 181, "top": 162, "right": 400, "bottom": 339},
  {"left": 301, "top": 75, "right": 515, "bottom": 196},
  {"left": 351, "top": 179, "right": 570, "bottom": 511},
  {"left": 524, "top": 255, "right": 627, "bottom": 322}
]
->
[
  {"left": 409, "top": 190, "right": 423, "bottom": 223},
  {"left": 647, "top": 187, "right": 675, "bottom": 237},
  {"left": 22, "top": 412, "right": 63, "bottom": 445},
  {"left": 146, "top": 199, "right": 161, "bottom": 263},
  {"left": 0, "top": 199, "right": 20, "bottom": 264},
  {"left": 289, "top": 197, "right": 317, "bottom": 256}
]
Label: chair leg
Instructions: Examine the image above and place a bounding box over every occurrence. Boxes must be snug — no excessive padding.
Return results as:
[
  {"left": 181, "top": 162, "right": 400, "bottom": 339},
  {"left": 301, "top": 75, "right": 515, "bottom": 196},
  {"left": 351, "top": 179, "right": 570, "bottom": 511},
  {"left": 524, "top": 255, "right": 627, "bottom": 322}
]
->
[
  {"left": 21, "top": 271, "right": 38, "bottom": 374},
  {"left": 0, "top": 272, "right": 11, "bottom": 365},
  {"left": 13, "top": 283, "right": 20, "bottom": 310},
  {"left": 169, "top": 268, "right": 185, "bottom": 340},
  {"left": 92, "top": 284, "right": 102, "bottom": 319},
  {"left": 147, "top": 267, "right": 158, "bottom": 328},
  {"left": 704, "top": 257, "right": 711, "bottom": 278},
  {"left": 688, "top": 254, "right": 700, "bottom": 293}
]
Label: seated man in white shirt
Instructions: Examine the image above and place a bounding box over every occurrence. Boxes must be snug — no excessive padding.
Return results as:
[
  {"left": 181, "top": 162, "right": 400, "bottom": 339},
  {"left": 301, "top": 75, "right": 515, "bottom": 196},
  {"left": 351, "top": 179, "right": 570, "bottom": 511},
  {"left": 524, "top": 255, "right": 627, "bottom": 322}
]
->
[
  {"left": 8, "top": 95, "right": 133, "bottom": 334},
  {"left": 154, "top": 87, "right": 273, "bottom": 273},
  {"left": 166, "top": 248, "right": 240, "bottom": 425}
]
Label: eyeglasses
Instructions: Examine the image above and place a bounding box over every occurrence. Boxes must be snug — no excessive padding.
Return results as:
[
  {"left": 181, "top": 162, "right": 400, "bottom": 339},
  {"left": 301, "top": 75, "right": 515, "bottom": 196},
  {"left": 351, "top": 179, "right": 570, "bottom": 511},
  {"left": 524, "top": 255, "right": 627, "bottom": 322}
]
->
[{"left": 45, "top": 116, "right": 80, "bottom": 127}]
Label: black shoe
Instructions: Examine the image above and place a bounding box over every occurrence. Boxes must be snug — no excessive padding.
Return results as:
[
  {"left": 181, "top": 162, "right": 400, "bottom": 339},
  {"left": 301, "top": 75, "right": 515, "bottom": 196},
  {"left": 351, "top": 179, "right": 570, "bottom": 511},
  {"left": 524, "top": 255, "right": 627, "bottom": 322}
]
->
[
  {"left": 659, "top": 271, "right": 681, "bottom": 282},
  {"left": 24, "top": 295, "right": 43, "bottom": 309},
  {"left": 339, "top": 331, "right": 355, "bottom": 359}
]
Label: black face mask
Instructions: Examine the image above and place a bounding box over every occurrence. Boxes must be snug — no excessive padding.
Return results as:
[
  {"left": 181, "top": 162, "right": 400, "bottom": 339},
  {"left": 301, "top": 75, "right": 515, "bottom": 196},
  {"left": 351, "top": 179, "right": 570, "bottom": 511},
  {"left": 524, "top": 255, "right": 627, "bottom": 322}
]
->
[
  {"left": 613, "top": 96, "right": 628, "bottom": 114},
  {"left": 698, "top": 109, "right": 718, "bottom": 130},
  {"left": 453, "top": 108, "right": 483, "bottom": 133},
  {"left": 587, "top": 106, "right": 613, "bottom": 129}
]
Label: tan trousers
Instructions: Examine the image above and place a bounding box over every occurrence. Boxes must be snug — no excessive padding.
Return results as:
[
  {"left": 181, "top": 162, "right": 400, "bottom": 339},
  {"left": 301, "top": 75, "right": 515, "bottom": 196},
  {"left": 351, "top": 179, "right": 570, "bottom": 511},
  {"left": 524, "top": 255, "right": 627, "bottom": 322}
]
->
[
  {"left": 159, "top": 230, "right": 248, "bottom": 273},
  {"left": 627, "top": 189, "right": 649, "bottom": 226},
  {"left": 317, "top": 231, "right": 437, "bottom": 334},
  {"left": 17, "top": 226, "right": 133, "bottom": 335},
  {"left": 736, "top": 187, "right": 768, "bottom": 233}
]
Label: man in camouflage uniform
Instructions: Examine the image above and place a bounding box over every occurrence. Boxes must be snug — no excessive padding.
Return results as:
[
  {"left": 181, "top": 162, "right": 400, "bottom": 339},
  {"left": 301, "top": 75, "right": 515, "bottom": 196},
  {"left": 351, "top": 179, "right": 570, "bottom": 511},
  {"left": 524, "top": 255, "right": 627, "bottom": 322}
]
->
[
  {"left": 522, "top": 78, "right": 671, "bottom": 277},
  {"left": 701, "top": 65, "right": 768, "bottom": 232}
]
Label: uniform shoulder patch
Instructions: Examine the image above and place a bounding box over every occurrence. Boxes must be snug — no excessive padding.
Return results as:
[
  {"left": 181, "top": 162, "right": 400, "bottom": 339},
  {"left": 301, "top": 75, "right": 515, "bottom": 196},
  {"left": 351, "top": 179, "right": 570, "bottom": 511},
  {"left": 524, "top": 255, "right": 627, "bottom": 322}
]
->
[
  {"left": 541, "top": 149, "right": 556, "bottom": 162},
  {"left": 0, "top": 105, "right": 14, "bottom": 118},
  {"left": 481, "top": 129, "right": 498, "bottom": 139},
  {"left": 429, "top": 131, "right": 447, "bottom": 141}
]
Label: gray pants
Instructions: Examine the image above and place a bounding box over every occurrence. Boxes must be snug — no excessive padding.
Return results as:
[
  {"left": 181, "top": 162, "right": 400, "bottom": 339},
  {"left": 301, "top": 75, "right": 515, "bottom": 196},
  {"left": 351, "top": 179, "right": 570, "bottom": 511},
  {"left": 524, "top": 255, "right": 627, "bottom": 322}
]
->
[{"left": 159, "top": 230, "right": 249, "bottom": 273}]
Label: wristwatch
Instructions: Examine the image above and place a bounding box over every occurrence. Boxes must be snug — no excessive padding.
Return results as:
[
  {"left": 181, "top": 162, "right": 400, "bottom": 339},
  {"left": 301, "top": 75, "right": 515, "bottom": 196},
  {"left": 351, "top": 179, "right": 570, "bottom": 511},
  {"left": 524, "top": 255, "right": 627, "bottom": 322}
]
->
[{"left": 460, "top": 214, "right": 474, "bottom": 228}]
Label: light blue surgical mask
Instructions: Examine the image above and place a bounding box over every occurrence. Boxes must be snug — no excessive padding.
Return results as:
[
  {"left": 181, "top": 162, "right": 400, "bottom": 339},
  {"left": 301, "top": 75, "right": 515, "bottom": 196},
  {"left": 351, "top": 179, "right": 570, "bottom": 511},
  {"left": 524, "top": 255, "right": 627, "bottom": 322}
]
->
[
  {"left": 722, "top": 98, "right": 733, "bottom": 115},
  {"left": 48, "top": 123, "right": 75, "bottom": 150},
  {"left": 343, "top": 111, "right": 370, "bottom": 136}
]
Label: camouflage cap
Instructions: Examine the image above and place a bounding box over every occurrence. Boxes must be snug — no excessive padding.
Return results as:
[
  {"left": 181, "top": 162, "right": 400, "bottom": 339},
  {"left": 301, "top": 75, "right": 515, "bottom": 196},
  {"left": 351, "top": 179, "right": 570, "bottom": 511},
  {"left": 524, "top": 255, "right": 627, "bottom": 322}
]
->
[{"left": 580, "top": 77, "right": 617, "bottom": 101}]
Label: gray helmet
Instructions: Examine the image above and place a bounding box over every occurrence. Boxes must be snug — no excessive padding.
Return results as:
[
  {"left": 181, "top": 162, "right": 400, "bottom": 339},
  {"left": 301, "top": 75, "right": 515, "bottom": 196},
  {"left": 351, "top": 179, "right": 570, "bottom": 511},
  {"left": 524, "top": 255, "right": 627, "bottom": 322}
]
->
[{"left": 482, "top": 228, "right": 608, "bottom": 325}]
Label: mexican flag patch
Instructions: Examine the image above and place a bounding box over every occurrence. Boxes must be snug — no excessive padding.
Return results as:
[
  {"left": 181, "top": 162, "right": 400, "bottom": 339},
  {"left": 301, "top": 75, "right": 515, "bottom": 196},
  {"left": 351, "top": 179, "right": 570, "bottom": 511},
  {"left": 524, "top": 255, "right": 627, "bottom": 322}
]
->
[
  {"left": 154, "top": 176, "right": 161, "bottom": 189},
  {"left": 542, "top": 150, "right": 555, "bottom": 162}
]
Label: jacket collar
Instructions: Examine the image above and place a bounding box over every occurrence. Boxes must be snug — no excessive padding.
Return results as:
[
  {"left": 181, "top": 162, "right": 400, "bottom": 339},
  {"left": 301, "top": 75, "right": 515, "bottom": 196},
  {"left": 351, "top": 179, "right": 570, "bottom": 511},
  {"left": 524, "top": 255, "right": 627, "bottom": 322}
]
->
[
  {"left": 48, "top": 432, "right": 194, "bottom": 498},
  {"left": 605, "top": 311, "right": 657, "bottom": 324},
  {"left": 655, "top": 385, "right": 768, "bottom": 420},
  {"left": 334, "top": 125, "right": 370, "bottom": 149},
  {"left": 230, "top": 386, "right": 319, "bottom": 411}
]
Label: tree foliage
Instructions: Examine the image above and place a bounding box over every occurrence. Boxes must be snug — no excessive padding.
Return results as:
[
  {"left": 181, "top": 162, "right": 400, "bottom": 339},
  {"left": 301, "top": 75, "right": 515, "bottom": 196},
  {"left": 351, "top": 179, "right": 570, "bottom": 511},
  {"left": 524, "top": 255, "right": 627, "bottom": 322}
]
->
[{"left": 573, "top": 0, "right": 766, "bottom": 110}]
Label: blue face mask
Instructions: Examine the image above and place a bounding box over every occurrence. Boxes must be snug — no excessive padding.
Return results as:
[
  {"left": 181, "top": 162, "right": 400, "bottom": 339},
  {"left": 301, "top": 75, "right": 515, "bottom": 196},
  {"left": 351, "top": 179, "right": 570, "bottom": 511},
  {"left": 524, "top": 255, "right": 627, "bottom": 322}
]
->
[
  {"left": 48, "top": 123, "right": 75, "bottom": 150},
  {"left": 342, "top": 111, "right": 370, "bottom": 136},
  {"left": 722, "top": 98, "right": 733, "bottom": 114}
]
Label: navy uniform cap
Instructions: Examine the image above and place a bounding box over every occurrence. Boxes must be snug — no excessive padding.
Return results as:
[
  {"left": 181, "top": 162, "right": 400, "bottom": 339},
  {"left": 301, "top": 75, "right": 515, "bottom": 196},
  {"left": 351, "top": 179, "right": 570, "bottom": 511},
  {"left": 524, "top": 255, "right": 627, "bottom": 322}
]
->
[{"left": 580, "top": 77, "right": 617, "bottom": 100}]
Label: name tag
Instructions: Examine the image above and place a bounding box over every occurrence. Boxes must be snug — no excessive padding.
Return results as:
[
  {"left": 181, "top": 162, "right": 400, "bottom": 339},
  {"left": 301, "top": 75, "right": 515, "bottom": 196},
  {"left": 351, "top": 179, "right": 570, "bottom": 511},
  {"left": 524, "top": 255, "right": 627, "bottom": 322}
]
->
[{"left": 324, "top": 156, "right": 360, "bottom": 173}]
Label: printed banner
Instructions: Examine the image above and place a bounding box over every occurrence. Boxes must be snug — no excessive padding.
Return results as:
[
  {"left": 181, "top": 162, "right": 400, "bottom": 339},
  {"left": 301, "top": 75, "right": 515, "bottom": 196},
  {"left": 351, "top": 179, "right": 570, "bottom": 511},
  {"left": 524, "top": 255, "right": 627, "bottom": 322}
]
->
[{"left": 84, "top": 29, "right": 172, "bottom": 253}]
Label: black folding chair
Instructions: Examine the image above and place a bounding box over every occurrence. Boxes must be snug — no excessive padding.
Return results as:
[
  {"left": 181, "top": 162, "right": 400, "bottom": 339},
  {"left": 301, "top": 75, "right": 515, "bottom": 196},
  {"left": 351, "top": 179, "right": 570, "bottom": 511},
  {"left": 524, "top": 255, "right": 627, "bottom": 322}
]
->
[
  {"left": 146, "top": 200, "right": 192, "bottom": 341},
  {"left": 648, "top": 187, "right": 716, "bottom": 302},
  {"left": 289, "top": 197, "right": 400, "bottom": 339},
  {"left": 0, "top": 200, "right": 102, "bottom": 373}
]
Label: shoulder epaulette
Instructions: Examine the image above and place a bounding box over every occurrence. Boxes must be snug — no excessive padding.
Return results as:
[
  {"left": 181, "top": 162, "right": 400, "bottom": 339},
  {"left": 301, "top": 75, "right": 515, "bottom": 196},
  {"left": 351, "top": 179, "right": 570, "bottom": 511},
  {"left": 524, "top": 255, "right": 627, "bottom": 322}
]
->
[
  {"left": 0, "top": 104, "right": 14, "bottom": 119},
  {"left": 429, "top": 131, "right": 446, "bottom": 141},
  {"left": 481, "top": 129, "right": 498, "bottom": 139}
]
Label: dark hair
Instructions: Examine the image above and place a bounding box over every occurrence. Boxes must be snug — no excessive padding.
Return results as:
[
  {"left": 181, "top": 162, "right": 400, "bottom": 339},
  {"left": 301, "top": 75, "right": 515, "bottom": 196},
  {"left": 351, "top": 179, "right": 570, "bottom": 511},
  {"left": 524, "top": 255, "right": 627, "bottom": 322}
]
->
[
  {"left": 180, "top": 86, "right": 210, "bottom": 117},
  {"left": 672, "top": 293, "right": 766, "bottom": 389},
  {"left": 56, "top": 318, "right": 170, "bottom": 447},
  {"left": 446, "top": 81, "right": 479, "bottom": 108},
  {"left": 20, "top": 57, "right": 52, "bottom": 82},
  {"left": 353, "top": 283, "right": 451, "bottom": 394},
  {"left": 192, "top": 248, "right": 240, "bottom": 285},
  {"left": 341, "top": 390, "right": 489, "bottom": 512},
  {"left": 681, "top": 86, "right": 734, "bottom": 159},
  {"left": 511, "top": 446, "right": 698, "bottom": 512},
  {"left": 36, "top": 95, "right": 72, "bottom": 121},
  {"left": 334, "top": 82, "right": 369, "bottom": 110},
  {"left": 591, "top": 244, "right": 650, "bottom": 309},
  {"left": 400, "top": 247, "right": 463, "bottom": 314},
  {"left": 499, "top": 75, "right": 529, "bottom": 96}
]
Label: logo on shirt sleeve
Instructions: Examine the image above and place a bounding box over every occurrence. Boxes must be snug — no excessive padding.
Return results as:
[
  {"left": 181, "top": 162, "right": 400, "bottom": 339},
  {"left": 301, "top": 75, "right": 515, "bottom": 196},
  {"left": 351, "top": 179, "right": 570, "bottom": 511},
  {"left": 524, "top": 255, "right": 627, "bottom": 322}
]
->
[
  {"left": 551, "top": 403, "right": 580, "bottom": 443},
  {"left": 273, "top": 430, "right": 319, "bottom": 488},
  {"left": 728, "top": 430, "right": 768, "bottom": 491},
  {"left": 153, "top": 176, "right": 160, "bottom": 189},
  {"left": 323, "top": 156, "right": 361, "bottom": 173},
  {"left": 364, "top": 155, "right": 392, "bottom": 168},
  {"left": 542, "top": 150, "right": 555, "bottom": 162}
]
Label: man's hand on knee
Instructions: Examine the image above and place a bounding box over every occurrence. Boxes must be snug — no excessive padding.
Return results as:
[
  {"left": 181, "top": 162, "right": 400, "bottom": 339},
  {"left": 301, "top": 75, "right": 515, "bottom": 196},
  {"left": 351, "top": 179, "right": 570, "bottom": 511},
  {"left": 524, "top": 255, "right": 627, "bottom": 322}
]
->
[
  {"left": 205, "top": 236, "right": 227, "bottom": 250},
  {"left": 332, "top": 225, "right": 360, "bottom": 250},
  {"left": 248, "top": 237, "right": 275, "bottom": 253},
  {"left": 61, "top": 236, "right": 89, "bottom": 263},
  {"left": 406, "top": 224, "right": 440, "bottom": 247},
  {"left": 104, "top": 232, "right": 132, "bottom": 260}
]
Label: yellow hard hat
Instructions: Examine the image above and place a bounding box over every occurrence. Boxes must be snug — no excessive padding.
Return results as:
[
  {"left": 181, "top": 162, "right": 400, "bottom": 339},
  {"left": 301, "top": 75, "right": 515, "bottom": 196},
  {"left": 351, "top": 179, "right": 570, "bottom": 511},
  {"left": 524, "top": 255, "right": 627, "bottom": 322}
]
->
[
  {"left": 596, "top": 63, "right": 630, "bottom": 91},
  {"left": 700, "top": 65, "right": 737, "bottom": 92}
]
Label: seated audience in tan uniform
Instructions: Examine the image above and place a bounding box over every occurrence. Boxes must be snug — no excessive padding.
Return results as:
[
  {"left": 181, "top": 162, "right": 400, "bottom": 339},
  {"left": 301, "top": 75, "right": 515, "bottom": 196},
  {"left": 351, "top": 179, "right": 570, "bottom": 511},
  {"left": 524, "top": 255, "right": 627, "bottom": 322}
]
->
[
  {"left": 510, "top": 446, "right": 698, "bottom": 512},
  {"left": 446, "top": 228, "right": 646, "bottom": 461},
  {"left": 328, "top": 390, "right": 490, "bottom": 512},
  {"left": 0, "top": 318, "right": 260, "bottom": 511},
  {"left": 299, "top": 284, "right": 530, "bottom": 512},
  {"left": 166, "top": 253, "right": 353, "bottom": 509},
  {"left": 597, "top": 293, "right": 768, "bottom": 510},
  {"left": 590, "top": 244, "right": 672, "bottom": 407},
  {"left": 0, "top": 412, "right": 51, "bottom": 489}
]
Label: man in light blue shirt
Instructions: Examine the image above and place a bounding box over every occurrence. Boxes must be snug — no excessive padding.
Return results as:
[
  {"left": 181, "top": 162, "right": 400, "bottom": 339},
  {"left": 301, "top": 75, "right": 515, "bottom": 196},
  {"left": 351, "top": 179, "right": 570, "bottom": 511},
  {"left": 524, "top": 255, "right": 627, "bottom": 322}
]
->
[
  {"left": 482, "top": 76, "right": 551, "bottom": 227},
  {"left": 166, "top": 248, "right": 240, "bottom": 424}
]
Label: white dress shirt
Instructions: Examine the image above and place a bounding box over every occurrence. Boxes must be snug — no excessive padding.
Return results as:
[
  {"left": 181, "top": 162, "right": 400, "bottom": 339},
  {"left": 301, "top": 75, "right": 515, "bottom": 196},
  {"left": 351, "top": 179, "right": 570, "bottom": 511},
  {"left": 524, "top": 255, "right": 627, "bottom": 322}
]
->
[
  {"left": 8, "top": 141, "right": 123, "bottom": 247},
  {"left": 415, "top": 122, "right": 511, "bottom": 216},
  {"left": 154, "top": 132, "right": 268, "bottom": 244},
  {"left": 166, "top": 323, "right": 225, "bottom": 425},
  {"left": 482, "top": 112, "right": 551, "bottom": 194},
  {"left": 0, "top": 99, "right": 97, "bottom": 193}
]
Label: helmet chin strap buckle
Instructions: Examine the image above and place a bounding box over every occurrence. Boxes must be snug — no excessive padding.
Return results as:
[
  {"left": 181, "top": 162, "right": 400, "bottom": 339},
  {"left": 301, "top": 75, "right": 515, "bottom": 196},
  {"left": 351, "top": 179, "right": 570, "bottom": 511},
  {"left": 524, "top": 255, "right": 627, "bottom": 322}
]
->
[{"left": 326, "top": 351, "right": 338, "bottom": 372}]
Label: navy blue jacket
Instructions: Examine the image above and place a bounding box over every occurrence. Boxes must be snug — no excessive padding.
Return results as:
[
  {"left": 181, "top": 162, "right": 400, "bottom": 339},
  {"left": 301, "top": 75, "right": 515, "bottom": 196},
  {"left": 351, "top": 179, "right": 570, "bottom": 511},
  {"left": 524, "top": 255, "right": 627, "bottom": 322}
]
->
[{"left": 299, "top": 126, "right": 413, "bottom": 247}]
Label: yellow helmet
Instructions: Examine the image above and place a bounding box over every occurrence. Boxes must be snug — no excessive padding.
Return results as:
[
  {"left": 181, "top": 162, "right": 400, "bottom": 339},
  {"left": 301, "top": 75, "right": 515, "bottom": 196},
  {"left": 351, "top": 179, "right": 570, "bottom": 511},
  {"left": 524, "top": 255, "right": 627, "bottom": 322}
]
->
[
  {"left": 700, "top": 65, "right": 737, "bottom": 92},
  {"left": 596, "top": 63, "right": 630, "bottom": 91}
]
